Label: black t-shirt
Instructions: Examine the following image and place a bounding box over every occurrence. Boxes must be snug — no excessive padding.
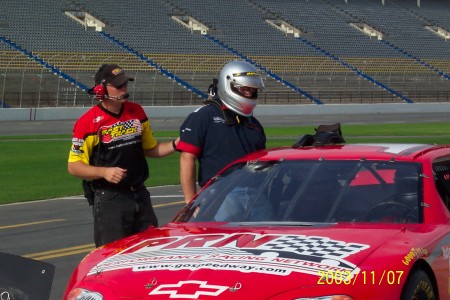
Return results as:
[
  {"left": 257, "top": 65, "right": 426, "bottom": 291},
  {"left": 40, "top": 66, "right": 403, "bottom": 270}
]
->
[
  {"left": 69, "top": 102, "right": 158, "bottom": 188},
  {"left": 178, "top": 102, "right": 266, "bottom": 186}
]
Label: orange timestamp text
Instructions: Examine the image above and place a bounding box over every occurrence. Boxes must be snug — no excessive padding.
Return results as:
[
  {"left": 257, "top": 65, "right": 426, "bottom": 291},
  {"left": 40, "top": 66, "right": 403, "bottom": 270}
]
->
[{"left": 317, "top": 270, "right": 404, "bottom": 286}]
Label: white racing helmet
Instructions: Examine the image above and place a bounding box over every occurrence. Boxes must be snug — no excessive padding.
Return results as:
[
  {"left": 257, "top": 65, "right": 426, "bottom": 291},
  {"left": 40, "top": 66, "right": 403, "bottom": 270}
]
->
[{"left": 217, "top": 60, "right": 264, "bottom": 116}]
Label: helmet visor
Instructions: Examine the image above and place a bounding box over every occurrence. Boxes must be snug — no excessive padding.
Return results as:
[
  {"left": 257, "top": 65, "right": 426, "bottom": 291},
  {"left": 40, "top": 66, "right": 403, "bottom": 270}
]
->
[{"left": 230, "top": 83, "right": 258, "bottom": 99}]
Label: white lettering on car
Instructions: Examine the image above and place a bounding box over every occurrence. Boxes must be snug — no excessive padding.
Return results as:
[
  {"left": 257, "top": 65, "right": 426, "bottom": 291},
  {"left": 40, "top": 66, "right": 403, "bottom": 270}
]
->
[{"left": 89, "top": 234, "right": 369, "bottom": 277}]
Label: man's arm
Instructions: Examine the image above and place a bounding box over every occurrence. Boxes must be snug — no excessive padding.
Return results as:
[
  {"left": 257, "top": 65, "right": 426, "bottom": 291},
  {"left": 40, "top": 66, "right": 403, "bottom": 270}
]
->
[
  {"left": 144, "top": 138, "right": 179, "bottom": 158},
  {"left": 180, "top": 151, "right": 197, "bottom": 203},
  {"left": 68, "top": 161, "right": 127, "bottom": 184}
]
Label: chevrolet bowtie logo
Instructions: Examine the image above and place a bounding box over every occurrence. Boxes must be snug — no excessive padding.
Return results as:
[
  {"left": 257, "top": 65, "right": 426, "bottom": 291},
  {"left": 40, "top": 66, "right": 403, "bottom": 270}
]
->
[{"left": 148, "top": 280, "right": 229, "bottom": 298}]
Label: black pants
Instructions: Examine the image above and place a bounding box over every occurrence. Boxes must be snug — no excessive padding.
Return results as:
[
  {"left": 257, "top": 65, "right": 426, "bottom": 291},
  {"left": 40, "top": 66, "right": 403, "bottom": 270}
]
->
[{"left": 93, "top": 186, "right": 158, "bottom": 247}]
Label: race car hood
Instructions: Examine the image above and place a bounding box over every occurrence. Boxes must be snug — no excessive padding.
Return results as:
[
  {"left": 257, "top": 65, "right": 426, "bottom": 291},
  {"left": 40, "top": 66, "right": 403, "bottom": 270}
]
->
[{"left": 71, "top": 222, "right": 424, "bottom": 299}]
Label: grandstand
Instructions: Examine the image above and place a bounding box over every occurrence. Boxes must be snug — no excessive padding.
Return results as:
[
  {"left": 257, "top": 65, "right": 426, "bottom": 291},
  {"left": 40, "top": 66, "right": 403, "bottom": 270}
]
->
[{"left": 1, "top": 0, "right": 450, "bottom": 108}]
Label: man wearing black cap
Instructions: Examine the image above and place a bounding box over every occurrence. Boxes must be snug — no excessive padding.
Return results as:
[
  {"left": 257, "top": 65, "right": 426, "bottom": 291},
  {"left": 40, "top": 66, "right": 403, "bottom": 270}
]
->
[{"left": 68, "top": 64, "right": 179, "bottom": 247}]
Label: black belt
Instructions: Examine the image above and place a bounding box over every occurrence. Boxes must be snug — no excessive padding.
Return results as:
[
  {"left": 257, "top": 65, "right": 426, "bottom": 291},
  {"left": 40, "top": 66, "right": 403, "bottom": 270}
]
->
[
  {"left": 94, "top": 183, "right": 145, "bottom": 192},
  {"left": 127, "top": 184, "right": 145, "bottom": 192}
]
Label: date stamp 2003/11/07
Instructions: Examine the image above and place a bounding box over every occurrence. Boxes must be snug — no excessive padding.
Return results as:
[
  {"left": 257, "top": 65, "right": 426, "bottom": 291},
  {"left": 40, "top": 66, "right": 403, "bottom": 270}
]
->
[{"left": 317, "top": 270, "right": 404, "bottom": 286}]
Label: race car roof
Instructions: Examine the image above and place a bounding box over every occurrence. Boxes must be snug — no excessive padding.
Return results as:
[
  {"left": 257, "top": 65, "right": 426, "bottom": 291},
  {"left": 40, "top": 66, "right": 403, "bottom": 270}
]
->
[{"left": 244, "top": 143, "right": 450, "bottom": 162}]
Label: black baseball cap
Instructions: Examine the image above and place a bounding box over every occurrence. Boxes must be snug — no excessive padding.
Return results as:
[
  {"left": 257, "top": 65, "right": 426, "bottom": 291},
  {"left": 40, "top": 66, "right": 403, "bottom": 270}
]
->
[{"left": 94, "top": 64, "right": 134, "bottom": 87}]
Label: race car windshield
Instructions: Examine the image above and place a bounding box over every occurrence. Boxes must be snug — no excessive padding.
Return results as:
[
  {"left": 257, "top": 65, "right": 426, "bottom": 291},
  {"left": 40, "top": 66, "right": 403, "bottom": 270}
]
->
[{"left": 177, "top": 160, "right": 423, "bottom": 224}]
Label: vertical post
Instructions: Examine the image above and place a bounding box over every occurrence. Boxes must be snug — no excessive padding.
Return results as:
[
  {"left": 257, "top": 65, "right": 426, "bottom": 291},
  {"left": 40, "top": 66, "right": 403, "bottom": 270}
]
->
[
  {"left": 56, "top": 74, "right": 61, "bottom": 107},
  {"left": 152, "top": 71, "right": 156, "bottom": 106},
  {"left": 38, "top": 68, "right": 44, "bottom": 108},
  {"left": 73, "top": 68, "right": 80, "bottom": 107},
  {"left": 1, "top": 66, "right": 7, "bottom": 108},
  {"left": 20, "top": 66, "right": 26, "bottom": 108},
  {"left": 131, "top": 70, "right": 138, "bottom": 104}
]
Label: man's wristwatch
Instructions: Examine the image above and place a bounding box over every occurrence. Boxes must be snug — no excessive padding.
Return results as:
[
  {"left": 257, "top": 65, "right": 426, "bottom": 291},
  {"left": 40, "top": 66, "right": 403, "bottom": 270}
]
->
[{"left": 172, "top": 139, "right": 178, "bottom": 151}]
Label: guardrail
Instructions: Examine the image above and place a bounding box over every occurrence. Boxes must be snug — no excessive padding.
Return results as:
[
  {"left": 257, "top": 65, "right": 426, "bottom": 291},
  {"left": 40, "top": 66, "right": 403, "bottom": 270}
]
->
[{"left": 2, "top": 103, "right": 450, "bottom": 121}]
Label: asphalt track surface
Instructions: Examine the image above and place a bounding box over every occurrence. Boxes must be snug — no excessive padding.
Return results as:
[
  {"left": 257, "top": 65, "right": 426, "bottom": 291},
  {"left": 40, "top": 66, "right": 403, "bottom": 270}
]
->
[
  {"left": 0, "top": 112, "right": 449, "bottom": 300},
  {"left": 0, "top": 186, "right": 185, "bottom": 300}
]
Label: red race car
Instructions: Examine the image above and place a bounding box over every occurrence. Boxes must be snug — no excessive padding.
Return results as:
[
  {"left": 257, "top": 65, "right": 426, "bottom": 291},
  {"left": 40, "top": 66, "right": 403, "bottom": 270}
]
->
[{"left": 64, "top": 143, "right": 450, "bottom": 300}]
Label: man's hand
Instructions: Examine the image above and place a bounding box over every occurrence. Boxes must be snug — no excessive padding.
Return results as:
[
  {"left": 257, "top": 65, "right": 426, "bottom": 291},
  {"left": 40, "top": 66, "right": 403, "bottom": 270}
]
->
[{"left": 103, "top": 167, "right": 127, "bottom": 184}]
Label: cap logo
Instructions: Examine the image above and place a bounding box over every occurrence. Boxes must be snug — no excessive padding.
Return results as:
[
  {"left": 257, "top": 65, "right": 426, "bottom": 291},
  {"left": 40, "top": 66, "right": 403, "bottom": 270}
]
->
[
  {"left": 111, "top": 68, "right": 124, "bottom": 76},
  {"left": 233, "top": 71, "right": 259, "bottom": 77}
]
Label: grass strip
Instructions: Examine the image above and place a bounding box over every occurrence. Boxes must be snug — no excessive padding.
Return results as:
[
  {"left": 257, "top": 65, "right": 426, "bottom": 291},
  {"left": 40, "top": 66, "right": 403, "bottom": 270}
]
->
[{"left": 0, "top": 123, "right": 449, "bottom": 204}]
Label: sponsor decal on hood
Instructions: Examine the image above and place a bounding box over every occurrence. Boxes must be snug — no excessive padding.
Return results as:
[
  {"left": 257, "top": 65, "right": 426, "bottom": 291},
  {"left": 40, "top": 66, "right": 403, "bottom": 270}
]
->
[{"left": 89, "top": 233, "right": 369, "bottom": 278}]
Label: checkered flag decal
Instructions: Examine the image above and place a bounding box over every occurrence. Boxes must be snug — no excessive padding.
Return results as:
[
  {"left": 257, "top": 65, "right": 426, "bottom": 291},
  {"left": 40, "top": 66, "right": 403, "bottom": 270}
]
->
[
  {"left": 123, "top": 119, "right": 142, "bottom": 132},
  {"left": 100, "top": 119, "right": 142, "bottom": 143},
  {"left": 260, "top": 235, "right": 369, "bottom": 259}
]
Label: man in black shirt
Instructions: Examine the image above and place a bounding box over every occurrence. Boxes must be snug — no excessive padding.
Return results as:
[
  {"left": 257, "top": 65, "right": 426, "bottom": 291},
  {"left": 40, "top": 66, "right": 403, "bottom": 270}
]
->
[{"left": 177, "top": 61, "right": 266, "bottom": 203}]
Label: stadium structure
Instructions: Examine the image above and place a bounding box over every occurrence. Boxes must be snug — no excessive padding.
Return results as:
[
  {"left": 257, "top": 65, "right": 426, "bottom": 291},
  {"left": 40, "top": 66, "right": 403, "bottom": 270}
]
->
[{"left": 1, "top": 0, "right": 450, "bottom": 109}]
